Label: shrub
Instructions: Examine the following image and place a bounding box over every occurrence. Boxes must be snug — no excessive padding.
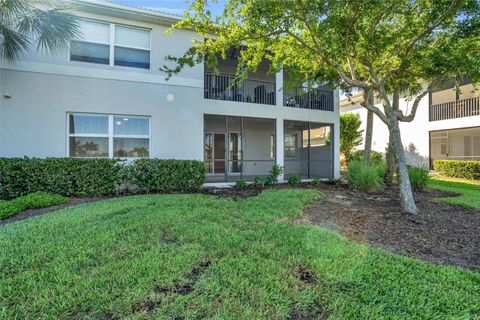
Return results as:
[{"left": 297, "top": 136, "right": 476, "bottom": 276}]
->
[
  {"left": 253, "top": 176, "right": 265, "bottom": 187},
  {"left": 127, "top": 159, "right": 205, "bottom": 193},
  {"left": 346, "top": 161, "right": 385, "bottom": 192},
  {"left": 264, "top": 176, "right": 274, "bottom": 186},
  {"left": 0, "top": 157, "right": 121, "bottom": 198},
  {"left": 340, "top": 113, "right": 363, "bottom": 161},
  {"left": 408, "top": 166, "right": 430, "bottom": 191},
  {"left": 348, "top": 150, "right": 384, "bottom": 164},
  {"left": 312, "top": 177, "right": 322, "bottom": 185},
  {"left": 235, "top": 180, "right": 248, "bottom": 189},
  {"left": 288, "top": 174, "right": 301, "bottom": 185},
  {"left": 434, "top": 160, "right": 480, "bottom": 180},
  {"left": 0, "top": 192, "right": 69, "bottom": 220},
  {"left": 269, "top": 164, "right": 284, "bottom": 183}
]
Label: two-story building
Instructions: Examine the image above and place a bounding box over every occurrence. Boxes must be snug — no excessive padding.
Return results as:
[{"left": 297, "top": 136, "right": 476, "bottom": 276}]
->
[
  {"left": 0, "top": 0, "right": 340, "bottom": 183},
  {"left": 340, "top": 80, "right": 479, "bottom": 167}
]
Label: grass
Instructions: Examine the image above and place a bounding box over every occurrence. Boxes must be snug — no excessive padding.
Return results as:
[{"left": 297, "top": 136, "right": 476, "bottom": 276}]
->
[
  {"left": 1, "top": 189, "right": 479, "bottom": 319},
  {"left": 427, "top": 176, "right": 480, "bottom": 208},
  {"left": 0, "top": 192, "right": 69, "bottom": 220}
]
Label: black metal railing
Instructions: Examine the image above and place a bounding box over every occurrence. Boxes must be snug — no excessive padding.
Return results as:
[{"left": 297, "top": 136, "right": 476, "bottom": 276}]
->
[
  {"left": 204, "top": 72, "right": 276, "bottom": 105},
  {"left": 429, "top": 97, "right": 480, "bottom": 121},
  {"left": 283, "top": 87, "right": 334, "bottom": 111}
]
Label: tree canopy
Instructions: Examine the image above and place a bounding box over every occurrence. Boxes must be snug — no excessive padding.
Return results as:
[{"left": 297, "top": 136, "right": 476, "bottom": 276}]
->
[{"left": 163, "top": 0, "right": 480, "bottom": 214}]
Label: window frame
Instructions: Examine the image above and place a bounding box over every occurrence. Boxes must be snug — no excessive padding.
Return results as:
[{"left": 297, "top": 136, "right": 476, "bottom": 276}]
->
[
  {"left": 67, "top": 112, "right": 151, "bottom": 159},
  {"left": 284, "top": 133, "right": 298, "bottom": 159},
  {"left": 69, "top": 19, "right": 152, "bottom": 70}
]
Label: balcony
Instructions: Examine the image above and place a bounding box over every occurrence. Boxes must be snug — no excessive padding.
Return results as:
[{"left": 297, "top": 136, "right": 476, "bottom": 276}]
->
[
  {"left": 429, "top": 97, "right": 480, "bottom": 121},
  {"left": 283, "top": 86, "right": 334, "bottom": 111},
  {"left": 204, "top": 72, "right": 276, "bottom": 105}
]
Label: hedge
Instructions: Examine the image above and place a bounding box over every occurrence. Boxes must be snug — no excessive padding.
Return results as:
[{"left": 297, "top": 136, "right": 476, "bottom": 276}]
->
[
  {"left": 0, "top": 191, "right": 69, "bottom": 220},
  {"left": 0, "top": 158, "right": 121, "bottom": 198},
  {"left": 434, "top": 160, "right": 480, "bottom": 180},
  {"left": 0, "top": 158, "right": 206, "bottom": 199},
  {"left": 125, "top": 159, "right": 205, "bottom": 193}
]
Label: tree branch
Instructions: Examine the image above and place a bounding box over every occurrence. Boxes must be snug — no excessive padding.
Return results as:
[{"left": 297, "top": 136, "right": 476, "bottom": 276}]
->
[
  {"left": 361, "top": 89, "right": 389, "bottom": 124},
  {"left": 396, "top": 88, "right": 429, "bottom": 122}
]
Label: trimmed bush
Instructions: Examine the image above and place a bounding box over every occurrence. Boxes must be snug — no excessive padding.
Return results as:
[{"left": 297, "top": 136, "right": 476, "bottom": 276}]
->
[
  {"left": 408, "top": 166, "right": 430, "bottom": 191},
  {"left": 0, "top": 157, "right": 121, "bottom": 198},
  {"left": 434, "top": 160, "right": 480, "bottom": 180},
  {"left": 348, "top": 150, "right": 384, "bottom": 164},
  {"left": 346, "top": 161, "right": 385, "bottom": 192},
  {"left": 235, "top": 180, "right": 248, "bottom": 189},
  {"left": 288, "top": 174, "right": 301, "bottom": 185},
  {"left": 127, "top": 159, "right": 205, "bottom": 193},
  {"left": 0, "top": 192, "right": 69, "bottom": 220}
]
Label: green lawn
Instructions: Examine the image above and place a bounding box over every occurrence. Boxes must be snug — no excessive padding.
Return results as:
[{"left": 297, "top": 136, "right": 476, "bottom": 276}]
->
[
  {"left": 1, "top": 190, "right": 479, "bottom": 319},
  {"left": 427, "top": 176, "right": 480, "bottom": 208}
]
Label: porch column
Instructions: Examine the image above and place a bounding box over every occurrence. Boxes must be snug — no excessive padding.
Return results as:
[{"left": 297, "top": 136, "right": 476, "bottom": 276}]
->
[
  {"left": 275, "top": 68, "right": 284, "bottom": 107},
  {"left": 276, "top": 118, "right": 285, "bottom": 181}
]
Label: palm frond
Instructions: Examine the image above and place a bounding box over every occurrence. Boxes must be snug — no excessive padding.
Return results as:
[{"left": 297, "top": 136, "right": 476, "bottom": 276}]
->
[
  {"left": 0, "top": 25, "right": 30, "bottom": 60},
  {"left": 0, "top": 0, "right": 80, "bottom": 61}
]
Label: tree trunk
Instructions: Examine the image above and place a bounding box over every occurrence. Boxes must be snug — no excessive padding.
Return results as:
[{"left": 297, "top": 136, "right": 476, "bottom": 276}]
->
[
  {"left": 364, "top": 110, "right": 374, "bottom": 164},
  {"left": 384, "top": 140, "right": 395, "bottom": 186},
  {"left": 388, "top": 118, "right": 418, "bottom": 214}
]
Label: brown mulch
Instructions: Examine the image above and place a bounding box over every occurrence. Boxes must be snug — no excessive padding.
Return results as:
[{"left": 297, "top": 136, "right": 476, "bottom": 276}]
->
[{"left": 302, "top": 184, "right": 480, "bottom": 270}]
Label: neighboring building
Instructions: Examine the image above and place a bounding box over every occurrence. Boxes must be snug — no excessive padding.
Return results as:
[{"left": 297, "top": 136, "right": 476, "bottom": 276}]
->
[
  {"left": 0, "top": 0, "right": 340, "bottom": 183},
  {"left": 340, "top": 80, "right": 479, "bottom": 167}
]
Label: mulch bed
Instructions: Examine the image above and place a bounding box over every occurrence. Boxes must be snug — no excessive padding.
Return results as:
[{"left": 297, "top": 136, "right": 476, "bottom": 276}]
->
[
  {"left": 2, "top": 183, "right": 479, "bottom": 270},
  {"left": 301, "top": 184, "right": 480, "bottom": 270}
]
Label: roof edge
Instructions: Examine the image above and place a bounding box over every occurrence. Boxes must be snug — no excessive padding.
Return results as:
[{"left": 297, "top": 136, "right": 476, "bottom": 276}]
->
[{"left": 68, "top": 0, "right": 184, "bottom": 26}]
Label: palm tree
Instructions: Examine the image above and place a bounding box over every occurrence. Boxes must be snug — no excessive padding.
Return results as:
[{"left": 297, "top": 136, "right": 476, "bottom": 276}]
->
[{"left": 0, "top": 0, "right": 79, "bottom": 61}]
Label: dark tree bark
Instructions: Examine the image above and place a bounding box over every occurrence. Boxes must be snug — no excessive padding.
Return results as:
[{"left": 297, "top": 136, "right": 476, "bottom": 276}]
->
[
  {"left": 364, "top": 112, "right": 374, "bottom": 164},
  {"left": 362, "top": 90, "right": 374, "bottom": 164},
  {"left": 385, "top": 140, "right": 395, "bottom": 186}
]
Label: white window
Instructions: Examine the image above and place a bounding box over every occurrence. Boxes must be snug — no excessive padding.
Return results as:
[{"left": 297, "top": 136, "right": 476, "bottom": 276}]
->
[
  {"left": 70, "top": 20, "right": 151, "bottom": 69},
  {"left": 68, "top": 113, "right": 150, "bottom": 158},
  {"left": 284, "top": 133, "right": 298, "bottom": 159}
]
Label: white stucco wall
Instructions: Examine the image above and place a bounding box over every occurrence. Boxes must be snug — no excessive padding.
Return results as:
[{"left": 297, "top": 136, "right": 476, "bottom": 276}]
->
[{"left": 0, "top": 4, "right": 341, "bottom": 179}]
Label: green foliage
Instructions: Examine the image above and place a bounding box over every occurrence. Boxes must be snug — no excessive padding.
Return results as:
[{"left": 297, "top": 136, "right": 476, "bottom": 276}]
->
[
  {"left": 287, "top": 174, "right": 301, "bottom": 185},
  {"left": 346, "top": 161, "right": 385, "bottom": 192},
  {"left": 0, "top": 192, "right": 68, "bottom": 220},
  {"left": 434, "top": 160, "right": 480, "bottom": 180},
  {"left": 340, "top": 113, "right": 363, "bottom": 161},
  {"left": 348, "top": 150, "right": 384, "bottom": 165},
  {"left": 312, "top": 177, "right": 322, "bottom": 185},
  {"left": 409, "top": 166, "right": 430, "bottom": 191},
  {"left": 1, "top": 190, "right": 479, "bottom": 319},
  {"left": 253, "top": 176, "right": 265, "bottom": 187},
  {"left": 234, "top": 179, "right": 248, "bottom": 189},
  {"left": 268, "top": 164, "right": 284, "bottom": 184},
  {"left": 264, "top": 176, "right": 274, "bottom": 186},
  {"left": 0, "top": 158, "right": 206, "bottom": 198},
  {"left": 0, "top": 0, "right": 80, "bottom": 61},
  {"left": 0, "top": 157, "right": 121, "bottom": 198},
  {"left": 126, "top": 159, "right": 205, "bottom": 193}
]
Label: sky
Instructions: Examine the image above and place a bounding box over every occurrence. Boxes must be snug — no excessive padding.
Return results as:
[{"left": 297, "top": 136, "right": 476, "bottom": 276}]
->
[{"left": 113, "top": 0, "right": 226, "bottom": 16}]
